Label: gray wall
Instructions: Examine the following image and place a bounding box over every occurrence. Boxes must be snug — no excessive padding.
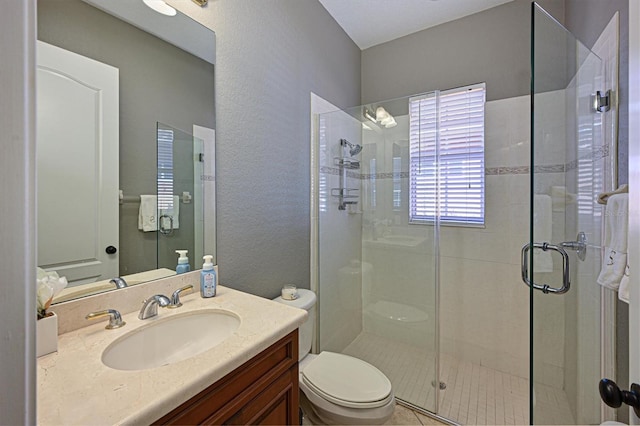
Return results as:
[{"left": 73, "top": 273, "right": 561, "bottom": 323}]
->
[
  {"left": 37, "top": 0, "right": 215, "bottom": 276},
  {"left": 361, "top": 0, "right": 564, "bottom": 104},
  {"left": 0, "top": 0, "right": 36, "bottom": 423},
  {"left": 201, "top": 0, "right": 361, "bottom": 297}
]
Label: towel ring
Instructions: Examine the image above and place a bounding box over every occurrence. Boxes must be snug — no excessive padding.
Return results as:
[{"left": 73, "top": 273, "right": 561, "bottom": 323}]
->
[{"left": 159, "top": 214, "right": 174, "bottom": 235}]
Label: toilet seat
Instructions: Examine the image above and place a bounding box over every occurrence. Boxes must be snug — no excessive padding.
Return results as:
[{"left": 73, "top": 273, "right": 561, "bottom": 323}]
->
[{"left": 301, "top": 352, "right": 392, "bottom": 409}]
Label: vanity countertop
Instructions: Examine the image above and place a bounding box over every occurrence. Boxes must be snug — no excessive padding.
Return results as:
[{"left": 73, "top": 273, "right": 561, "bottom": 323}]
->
[{"left": 37, "top": 285, "right": 306, "bottom": 425}]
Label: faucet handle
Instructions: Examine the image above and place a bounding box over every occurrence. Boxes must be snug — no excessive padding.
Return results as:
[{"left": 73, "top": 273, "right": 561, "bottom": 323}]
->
[
  {"left": 85, "top": 309, "right": 126, "bottom": 329},
  {"left": 169, "top": 284, "right": 194, "bottom": 308}
]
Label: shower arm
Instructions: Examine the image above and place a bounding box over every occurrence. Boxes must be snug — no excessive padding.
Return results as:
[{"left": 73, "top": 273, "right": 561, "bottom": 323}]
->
[{"left": 340, "top": 138, "right": 362, "bottom": 157}]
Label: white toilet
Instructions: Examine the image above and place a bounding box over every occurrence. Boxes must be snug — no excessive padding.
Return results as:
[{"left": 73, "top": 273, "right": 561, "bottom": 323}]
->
[{"left": 273, "top": 289, "right": 395, "bottom": 425}]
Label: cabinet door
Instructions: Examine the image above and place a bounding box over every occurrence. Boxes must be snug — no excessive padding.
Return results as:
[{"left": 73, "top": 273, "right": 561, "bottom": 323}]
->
[{"left": 219, "top": 367, "right": 298, "bottom": 425}]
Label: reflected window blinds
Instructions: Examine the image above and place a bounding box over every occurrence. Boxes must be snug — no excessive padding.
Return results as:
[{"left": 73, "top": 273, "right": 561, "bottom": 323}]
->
[{"left": 157, "top": 128, "right": 174, "bottom": 210}]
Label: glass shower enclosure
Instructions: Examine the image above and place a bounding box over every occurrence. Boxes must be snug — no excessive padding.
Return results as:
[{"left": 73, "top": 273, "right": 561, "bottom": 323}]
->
[
  {"left": 316, "top": 99, "right": 439, "bottom": 414},
  {"left": 313, "top": 3, "right": 616, "bottom": 424}
]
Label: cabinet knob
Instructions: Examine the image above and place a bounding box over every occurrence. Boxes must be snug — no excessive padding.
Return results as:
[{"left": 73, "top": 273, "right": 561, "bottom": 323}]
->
[
  {"left": 105, "top": 245, "right": 117, "bottom": 254},
  {"left": 599, "top": 378, "right": 640, "bottom": 417}
]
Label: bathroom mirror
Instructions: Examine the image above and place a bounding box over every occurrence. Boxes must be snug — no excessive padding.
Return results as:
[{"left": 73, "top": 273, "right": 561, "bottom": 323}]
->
[{"left": 36, "top": 0, "right": 216, "bottom": 303}]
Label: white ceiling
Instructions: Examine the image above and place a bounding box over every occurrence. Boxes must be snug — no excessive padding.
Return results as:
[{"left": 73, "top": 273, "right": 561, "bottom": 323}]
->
[{"left": 318, "top": 0, "right": 515, "bottom": 50}]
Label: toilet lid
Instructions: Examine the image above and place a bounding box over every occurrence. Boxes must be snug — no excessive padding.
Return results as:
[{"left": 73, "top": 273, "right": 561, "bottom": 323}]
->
[{"left": 301, "top": 352, "right": 392, "bottom": 408}]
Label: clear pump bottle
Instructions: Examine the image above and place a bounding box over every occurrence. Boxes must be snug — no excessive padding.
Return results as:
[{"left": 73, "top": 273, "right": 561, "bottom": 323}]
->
[
  {"left": 175, "top": 250, "right": 190, "bottom": 274},
  {"left": 200, "top": 255, "right": 217, "bottom": 298}
]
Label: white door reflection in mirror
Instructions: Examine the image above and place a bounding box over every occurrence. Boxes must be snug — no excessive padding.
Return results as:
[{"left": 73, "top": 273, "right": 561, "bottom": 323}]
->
[{"left": 36, "top": 41, "right": 119, "bottom": 285}]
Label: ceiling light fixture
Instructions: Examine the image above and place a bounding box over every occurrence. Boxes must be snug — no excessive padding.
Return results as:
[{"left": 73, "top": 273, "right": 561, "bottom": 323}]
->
[
  {"left": 142, "top": 0, "right": 177, "bottom": 16},
  {"left": 364, "top": 109, "right": 377, "bottom": 123},
  {"left": 375, "top": 106, "right": 397, "bottom": 128}
]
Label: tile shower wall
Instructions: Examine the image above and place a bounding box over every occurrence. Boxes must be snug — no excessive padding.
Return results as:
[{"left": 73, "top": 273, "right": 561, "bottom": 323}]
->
[
  {"left": 439, "top": 95, "right": 533, "bottom": 381},
  {"left": 317, "top": 109, "right": 363, "bottom": 353}
]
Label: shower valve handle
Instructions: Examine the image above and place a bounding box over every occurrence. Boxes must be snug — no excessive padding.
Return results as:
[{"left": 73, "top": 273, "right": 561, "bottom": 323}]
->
[{"left": 599, "top": 379, "right": 640, "bottom": 417}]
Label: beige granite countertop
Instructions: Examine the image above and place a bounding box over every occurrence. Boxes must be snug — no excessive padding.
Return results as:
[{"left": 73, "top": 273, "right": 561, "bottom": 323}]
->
[{"left": 37, "top": 285, "right": 306, "bottom": 425}]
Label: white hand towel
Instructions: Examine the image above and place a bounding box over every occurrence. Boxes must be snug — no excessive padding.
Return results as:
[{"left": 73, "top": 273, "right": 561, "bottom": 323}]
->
[
  {"left": 618, "top": 264, "right": 630, "bottom": 304},
  {"left": 533, "top": 194, "right": 553, "bottom": 273},
  {"left": 597, "top": 193, "right": 628, "bottom": 290},
  {"left": 159, "top": 195, "right": 180, "bottom": 230},
  {"left": 138, "top": 195, "right": 157, "bottom": 232}
]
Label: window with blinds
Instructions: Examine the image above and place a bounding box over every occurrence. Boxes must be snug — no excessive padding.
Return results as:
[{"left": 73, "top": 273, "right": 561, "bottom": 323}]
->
[
  {"left": 409, "top": 83, "right": 485, "bottom": 225},
  {"left": 157, "top": 128, "right": 174, "bottom": 210}
]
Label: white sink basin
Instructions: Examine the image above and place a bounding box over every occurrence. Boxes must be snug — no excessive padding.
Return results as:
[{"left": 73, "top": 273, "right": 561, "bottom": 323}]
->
[{"left": 102, "top": 309, "right": 240, "bottom": 371}]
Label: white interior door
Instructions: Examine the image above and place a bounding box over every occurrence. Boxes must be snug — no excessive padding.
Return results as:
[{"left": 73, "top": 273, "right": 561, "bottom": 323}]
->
[{"left": 36, "top": 41, "right": 119, "bottom": 285}]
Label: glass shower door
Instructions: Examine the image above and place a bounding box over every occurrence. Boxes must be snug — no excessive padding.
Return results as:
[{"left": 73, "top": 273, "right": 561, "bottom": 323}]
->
[
  {"left": 156, "top": 122, "right": 204, "bottom": 272},
  {"left": 531, "top": 4, "right": 607, "bottom": 424}
]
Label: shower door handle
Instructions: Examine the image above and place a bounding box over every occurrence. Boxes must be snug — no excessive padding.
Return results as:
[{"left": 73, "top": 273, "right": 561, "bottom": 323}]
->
[{"left": 520, "top": 242, "right": 571, "bottom": 294}]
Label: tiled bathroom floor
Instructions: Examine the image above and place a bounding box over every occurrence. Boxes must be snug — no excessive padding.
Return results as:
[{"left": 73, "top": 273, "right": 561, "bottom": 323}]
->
[
  {"left": 301, "top": 402, "right": 447, "bottom": 426},
  {"left": 342, "top": 332, "right": 575, "bottom": 425}
]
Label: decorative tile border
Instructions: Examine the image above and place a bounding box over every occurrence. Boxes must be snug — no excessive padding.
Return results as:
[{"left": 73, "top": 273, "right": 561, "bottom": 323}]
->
[
  {"left": 565, "top": 144, "right": 609, "bottom": 172},
  {"left": 319, "top": 145, "right": 609, "bottom": 180},
  {"left": 486, "top": 166, "right": 530, "bottom": 175},
  {"left": 320, "top": 166, "right": 360, "bottom": 179},
  {"left": 533, "top": 164, "right": 566, "bottom": 174}
]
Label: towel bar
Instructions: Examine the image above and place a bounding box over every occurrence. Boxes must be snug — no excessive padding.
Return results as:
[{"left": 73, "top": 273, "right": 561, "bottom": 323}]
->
[{"left": 118, "top": 191, "right": 192, "bottom": 204}]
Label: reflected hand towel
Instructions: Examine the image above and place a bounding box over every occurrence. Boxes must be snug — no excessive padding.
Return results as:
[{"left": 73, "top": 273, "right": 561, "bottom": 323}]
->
[{"left": 138, "top": 195, "right": 157, "bottom": 232}]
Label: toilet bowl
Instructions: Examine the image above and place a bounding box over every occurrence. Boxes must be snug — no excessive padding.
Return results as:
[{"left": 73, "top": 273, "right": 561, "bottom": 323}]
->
[{"left": 273, "top": 289, "right": 395, "bottom": 425}]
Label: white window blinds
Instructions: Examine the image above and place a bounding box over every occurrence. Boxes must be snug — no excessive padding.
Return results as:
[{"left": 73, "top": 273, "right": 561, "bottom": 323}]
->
[
  {"left": 157, "top": 128, "right": 174, "bottom": 210},
  {"left": 409, "top": 83, "right": 485, "bottom": 225}
]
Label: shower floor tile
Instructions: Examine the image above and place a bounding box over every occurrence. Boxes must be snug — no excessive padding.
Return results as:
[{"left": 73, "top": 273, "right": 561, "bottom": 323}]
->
[{"left": 342, "top": 332, "right": 575, "bottom": 425}]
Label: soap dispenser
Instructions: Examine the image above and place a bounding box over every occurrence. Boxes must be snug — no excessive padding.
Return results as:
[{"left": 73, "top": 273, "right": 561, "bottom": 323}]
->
[
  {"left": 175, "top": 250, "right": 190, "bottom": 274},
  {"left": 200, "top": 255, "right": 217, "bottom": 298}
]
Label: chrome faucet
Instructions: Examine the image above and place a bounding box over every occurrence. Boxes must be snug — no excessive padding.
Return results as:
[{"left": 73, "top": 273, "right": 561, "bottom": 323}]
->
[
  {"left": 168, "top": 285, "right": 194, "bottom": 309},
  {"left": 138, "top": 294, "right": 171, "bottom": 320},
  {"left": 110, "top": 277, "right": 128, "bottom": 289}
]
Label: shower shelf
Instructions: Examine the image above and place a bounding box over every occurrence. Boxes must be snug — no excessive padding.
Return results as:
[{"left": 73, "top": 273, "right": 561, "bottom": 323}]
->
[
  {"left": 333, "top": 153, "right": 360, "bottom": 210},
  {"left": 334, "top": 157, "right": 360, "bottom": 169},
  {"left": 331, "top": 188, "right": 359, "bottom": 198}
]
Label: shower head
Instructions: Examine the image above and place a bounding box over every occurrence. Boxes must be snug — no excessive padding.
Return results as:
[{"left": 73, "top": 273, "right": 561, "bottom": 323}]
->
[{"left": 340, "top": 138, "right": 362, "bottom": 156}]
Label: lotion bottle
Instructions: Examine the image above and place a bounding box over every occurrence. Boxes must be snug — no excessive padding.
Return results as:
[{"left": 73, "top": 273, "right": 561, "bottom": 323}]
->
[
  {"left": 200, "top": 255, "right": 216, "bottom": 298},
  {"left": 175, "top": 250, "right": 190, "bottom": 274}
]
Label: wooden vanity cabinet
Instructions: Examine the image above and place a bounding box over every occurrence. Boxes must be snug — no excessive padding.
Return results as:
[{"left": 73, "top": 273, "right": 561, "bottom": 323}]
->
[{"left": 154, "top": 330, "right": 299, "bottom": 425}]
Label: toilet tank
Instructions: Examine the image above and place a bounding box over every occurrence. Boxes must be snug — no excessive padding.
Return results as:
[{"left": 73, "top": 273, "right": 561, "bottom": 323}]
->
[{"left": 272, "top": 289, "right": 316, "bottom": 361}]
